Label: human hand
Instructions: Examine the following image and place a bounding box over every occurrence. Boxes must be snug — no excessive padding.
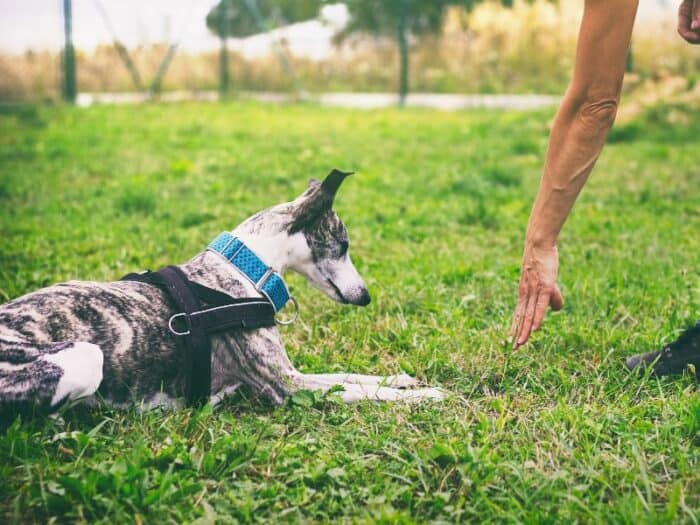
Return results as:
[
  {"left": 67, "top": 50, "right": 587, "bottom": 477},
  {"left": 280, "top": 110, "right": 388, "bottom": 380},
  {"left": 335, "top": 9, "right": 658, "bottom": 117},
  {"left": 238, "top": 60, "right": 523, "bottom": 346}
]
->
[
  {"left": 509, "top": 243, "right": 564, "bottom": 349},
  {"left": 678, "top": 0, "right": 700, "bottom": 44}
]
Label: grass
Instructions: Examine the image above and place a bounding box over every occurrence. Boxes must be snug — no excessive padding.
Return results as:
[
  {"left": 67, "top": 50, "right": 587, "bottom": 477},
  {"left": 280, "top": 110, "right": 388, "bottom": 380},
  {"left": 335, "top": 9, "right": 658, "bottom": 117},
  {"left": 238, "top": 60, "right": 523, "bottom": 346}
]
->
[{"left": 0, "top": 100, "right": 699, "bottom": 523}]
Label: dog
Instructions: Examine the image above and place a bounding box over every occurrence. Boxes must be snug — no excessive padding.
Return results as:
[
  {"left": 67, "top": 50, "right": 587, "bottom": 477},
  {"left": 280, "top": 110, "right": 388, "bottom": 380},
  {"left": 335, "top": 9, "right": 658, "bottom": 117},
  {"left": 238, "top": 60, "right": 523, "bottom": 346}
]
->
[{"left": 0, "top": 170, "right": 443, "bottom": 420}]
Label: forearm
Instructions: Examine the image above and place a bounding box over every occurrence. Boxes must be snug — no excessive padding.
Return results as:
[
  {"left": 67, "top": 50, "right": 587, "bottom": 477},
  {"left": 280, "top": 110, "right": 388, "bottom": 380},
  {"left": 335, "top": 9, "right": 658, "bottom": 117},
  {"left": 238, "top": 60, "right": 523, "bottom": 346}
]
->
[
  {"left": 524, "top": 0, "right": 639, "bottom": 248},
  {"left": 526, "top": 91, "right": 618, "bottom": 247}
]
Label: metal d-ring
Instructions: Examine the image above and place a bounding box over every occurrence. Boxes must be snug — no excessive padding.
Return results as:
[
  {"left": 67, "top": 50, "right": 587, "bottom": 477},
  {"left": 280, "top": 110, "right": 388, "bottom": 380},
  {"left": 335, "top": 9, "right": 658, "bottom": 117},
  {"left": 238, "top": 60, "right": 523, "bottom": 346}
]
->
[
  {"left": 168, "top": 312, "right": 191, "bottom": 336},
  {"left": 275, "top": 296, "right": 299, "bottom": 326}
]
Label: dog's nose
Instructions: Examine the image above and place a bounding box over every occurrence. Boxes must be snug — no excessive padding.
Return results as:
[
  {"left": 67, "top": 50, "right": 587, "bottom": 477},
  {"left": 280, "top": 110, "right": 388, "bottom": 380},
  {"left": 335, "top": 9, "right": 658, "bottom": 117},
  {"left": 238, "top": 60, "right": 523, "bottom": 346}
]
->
[{"left": 355, "top": 288, "right": 371, "bottom": 306}]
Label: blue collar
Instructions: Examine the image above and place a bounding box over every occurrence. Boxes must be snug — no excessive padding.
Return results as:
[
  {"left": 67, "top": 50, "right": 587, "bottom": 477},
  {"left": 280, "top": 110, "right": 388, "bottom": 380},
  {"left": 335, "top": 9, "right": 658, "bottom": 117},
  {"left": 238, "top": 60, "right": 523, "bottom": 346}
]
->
[{"left": 208, "top": 232, "right": 290, "bottom": 312}]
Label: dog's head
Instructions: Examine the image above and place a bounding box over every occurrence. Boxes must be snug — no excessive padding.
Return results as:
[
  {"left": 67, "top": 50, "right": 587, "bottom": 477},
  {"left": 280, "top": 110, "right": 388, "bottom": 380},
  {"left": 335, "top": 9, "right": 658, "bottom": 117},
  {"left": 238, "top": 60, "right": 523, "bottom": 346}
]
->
[
  {"left": 286, "top": 169, "right": 370, "bottom": 306},
  {"left": 237, "top": 169, "right": 370, "bottom": 306}
]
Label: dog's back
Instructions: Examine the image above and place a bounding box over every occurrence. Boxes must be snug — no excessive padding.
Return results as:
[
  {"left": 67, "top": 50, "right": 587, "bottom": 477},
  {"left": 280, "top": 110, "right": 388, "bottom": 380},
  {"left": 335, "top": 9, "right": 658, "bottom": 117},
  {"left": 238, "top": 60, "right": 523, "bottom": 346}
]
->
[{"left": 0, "top": 279, "right": 183, "bottom": 415}]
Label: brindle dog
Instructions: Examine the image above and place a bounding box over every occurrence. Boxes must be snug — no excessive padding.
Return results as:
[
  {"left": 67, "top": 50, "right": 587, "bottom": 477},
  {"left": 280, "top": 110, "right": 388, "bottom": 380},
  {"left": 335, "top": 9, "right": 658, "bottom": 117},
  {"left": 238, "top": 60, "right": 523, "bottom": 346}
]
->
[{"left": 0, "top": 170, "right": 443, "bottom": 421}]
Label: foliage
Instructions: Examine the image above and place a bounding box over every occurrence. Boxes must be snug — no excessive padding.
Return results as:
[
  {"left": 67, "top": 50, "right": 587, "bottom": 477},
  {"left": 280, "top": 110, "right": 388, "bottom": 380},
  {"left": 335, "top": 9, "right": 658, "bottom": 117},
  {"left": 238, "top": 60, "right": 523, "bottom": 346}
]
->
[
  {"left": 338, "top": 0, "right": 456, "bottom": 102},
  {"left": 339, "top": 0, "right": 453, "bottom": 38},
  {"left": 0, "top": 101, "right": 699, "bottom": 523},
  {"left": 337, "top": 0, "right": 518, "bottom": 102},
  {"left": 206, "top": 0, "right": 322, "bottom": 39}
]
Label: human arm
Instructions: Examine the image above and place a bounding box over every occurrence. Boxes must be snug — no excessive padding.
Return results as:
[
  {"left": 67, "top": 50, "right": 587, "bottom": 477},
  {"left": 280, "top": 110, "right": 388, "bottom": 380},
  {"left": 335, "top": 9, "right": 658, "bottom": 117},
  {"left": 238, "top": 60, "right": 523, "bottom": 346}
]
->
[{"left": 509, "top": 0, "right": 639, "bottom": 348}]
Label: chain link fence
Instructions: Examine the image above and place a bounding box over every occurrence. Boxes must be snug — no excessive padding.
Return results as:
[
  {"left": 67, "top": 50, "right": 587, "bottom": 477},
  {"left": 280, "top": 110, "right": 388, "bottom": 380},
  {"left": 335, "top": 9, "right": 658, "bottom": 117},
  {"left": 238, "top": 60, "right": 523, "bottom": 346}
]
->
[{"left": 0, "top": 0, "right": 696, "bottom": 104}]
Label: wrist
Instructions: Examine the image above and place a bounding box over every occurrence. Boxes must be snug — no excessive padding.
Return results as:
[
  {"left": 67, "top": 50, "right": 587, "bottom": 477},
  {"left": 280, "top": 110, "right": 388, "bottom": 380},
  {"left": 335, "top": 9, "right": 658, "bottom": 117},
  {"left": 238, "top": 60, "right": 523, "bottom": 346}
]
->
[
  {"left": 525, "top": 200, "right": 561, "bottom": 251},
  {"left": 524, "top": 232, "right": 557, "bottom": 250}
]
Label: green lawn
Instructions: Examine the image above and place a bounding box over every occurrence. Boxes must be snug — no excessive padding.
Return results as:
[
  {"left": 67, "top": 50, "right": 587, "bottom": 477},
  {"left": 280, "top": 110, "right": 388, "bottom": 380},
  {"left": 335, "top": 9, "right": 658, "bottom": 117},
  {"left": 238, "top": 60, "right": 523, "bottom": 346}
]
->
[{"left": 0, "top": 101, "right": 698, "bottom": 524}]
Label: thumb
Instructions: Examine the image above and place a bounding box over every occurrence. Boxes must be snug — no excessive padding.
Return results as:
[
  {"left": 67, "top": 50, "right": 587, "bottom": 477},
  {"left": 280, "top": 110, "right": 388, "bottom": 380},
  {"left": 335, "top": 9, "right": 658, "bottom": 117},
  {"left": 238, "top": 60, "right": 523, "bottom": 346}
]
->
[
  {"left": 549, "top": 284, "right": 564, "bottom": 311},
  {"left": 693, "top": 0, "right": 700, "bottom": 29}
]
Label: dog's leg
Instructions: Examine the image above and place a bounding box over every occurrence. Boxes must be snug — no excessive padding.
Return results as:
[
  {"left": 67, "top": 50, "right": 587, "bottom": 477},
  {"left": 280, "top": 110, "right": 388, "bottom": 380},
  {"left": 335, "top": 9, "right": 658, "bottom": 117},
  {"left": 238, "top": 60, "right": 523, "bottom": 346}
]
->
[
  {"left": 0, "top": 338, "right": 104, "bottom": 418},
  {"left": 221, "top": 330, "right": 444, "bottom": 405},
  {"left": 210, "top": 382, "right": 242, "bottom": 408},
  {"left": 301, "top": 373, "right": 419, "bottom": 388},
  {"left": 336, "top": 383, "right": 445, "bottom": 403},
  {"left": 294, "top": 373, "right": 445, "bottom": 403}
]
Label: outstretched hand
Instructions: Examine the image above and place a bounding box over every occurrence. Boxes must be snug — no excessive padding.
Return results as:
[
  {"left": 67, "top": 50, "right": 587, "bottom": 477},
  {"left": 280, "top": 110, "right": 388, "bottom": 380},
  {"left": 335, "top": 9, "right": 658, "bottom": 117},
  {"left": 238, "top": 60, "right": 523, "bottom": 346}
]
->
[
  {"left": 510, "top": 243, "right": 564, "bottom": 349},
  {"left": 678, "top": 0, "right": 700, "bottom": 44}
]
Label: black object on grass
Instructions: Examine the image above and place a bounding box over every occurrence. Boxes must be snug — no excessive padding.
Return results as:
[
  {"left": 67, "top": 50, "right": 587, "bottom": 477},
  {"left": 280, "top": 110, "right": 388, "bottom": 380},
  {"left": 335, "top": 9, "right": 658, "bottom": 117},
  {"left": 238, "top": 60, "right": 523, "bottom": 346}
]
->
[{"left": 626, "top": 320, "right": 700, "bottom": 377}]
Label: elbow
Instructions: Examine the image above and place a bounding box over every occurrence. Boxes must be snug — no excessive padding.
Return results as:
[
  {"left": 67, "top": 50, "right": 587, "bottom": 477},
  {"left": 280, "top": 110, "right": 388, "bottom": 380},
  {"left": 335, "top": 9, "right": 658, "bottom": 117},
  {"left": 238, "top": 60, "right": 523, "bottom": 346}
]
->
[
  {"left": 580, "top": 97, "right": 619, "bottom": 128},
  {"left": 571, "top": 94, "right": 620, "bottom": 132}
]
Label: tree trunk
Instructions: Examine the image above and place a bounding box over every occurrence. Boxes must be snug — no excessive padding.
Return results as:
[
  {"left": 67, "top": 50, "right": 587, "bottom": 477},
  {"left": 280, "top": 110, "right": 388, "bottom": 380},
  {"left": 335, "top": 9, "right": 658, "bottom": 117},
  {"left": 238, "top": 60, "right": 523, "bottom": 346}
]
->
[
  {"left": 397, "top": 0, "right": 409, "bottom": 107},
  {"left": 219, "top": 2, "right": 230, "bottom": 97},
  {"left": 62, "top": 0, "right": 76, "bottom": 103},
  {"left": 219, "top": 36, "right": 230, "bottom": 96}
]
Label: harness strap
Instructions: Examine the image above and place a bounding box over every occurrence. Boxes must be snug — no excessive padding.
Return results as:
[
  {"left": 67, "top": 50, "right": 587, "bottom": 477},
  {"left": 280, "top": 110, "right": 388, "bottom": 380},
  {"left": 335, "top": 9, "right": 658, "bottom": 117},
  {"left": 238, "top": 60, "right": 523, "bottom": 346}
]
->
[
  {"left": 121, "top": 266, "right": 276, "bottom": 406},
  {"left": 170, "top": 301, "right": 275, "bottom": 335},
  {"left": 162, "top": 266, "right": 211, "bottom": 405}
]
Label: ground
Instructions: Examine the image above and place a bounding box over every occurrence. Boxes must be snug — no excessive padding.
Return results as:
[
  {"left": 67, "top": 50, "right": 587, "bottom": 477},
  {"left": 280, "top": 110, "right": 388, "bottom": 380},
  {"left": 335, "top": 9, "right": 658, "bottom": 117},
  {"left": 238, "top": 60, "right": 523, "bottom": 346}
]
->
[{"left": 0, "top": 101, "right": 698, "bottom": 523}]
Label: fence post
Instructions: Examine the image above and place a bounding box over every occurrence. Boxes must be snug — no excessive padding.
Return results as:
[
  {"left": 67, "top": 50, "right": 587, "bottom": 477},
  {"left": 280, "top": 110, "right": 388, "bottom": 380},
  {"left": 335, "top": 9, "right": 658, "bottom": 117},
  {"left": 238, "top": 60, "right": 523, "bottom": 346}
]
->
[
  {"left": 62, "top": 0, "right": 77, "bottom": 103},
  {"left": 397, "top": 0, "right": 409, "bottom": 107},
  {"left": 219, "top": 2, "right": 230, "bottom": 96}
]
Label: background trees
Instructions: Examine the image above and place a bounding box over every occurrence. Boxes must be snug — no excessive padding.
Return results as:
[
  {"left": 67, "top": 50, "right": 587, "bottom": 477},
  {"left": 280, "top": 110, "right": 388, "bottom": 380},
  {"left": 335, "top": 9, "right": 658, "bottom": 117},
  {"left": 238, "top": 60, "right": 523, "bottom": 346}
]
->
[
  {"left": 340, "top": 0, "right": 460, "bottom": 105},
  {"left": 339, "top": 1, "right": 517, "bottom": 105},
  {"left": 206, "top": 0, "right": 322, "bottom": 93}
]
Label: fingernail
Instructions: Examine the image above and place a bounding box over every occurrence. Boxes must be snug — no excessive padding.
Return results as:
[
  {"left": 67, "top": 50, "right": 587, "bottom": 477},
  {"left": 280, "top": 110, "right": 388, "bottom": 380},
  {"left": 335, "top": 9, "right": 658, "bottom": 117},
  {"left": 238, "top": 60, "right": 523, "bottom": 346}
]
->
[{"left": 692, "top": 20, "right": 700, "bottom": 30}]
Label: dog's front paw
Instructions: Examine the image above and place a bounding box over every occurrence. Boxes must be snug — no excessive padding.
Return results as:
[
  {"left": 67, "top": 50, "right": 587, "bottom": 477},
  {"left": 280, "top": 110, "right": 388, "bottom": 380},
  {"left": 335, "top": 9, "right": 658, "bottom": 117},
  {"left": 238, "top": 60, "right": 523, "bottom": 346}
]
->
[
  {"left": 399, "top": 386, "right": 446, "bottom": 402},
  {"left": 417, "top": 387, "right": 446, "bottom": 401}
]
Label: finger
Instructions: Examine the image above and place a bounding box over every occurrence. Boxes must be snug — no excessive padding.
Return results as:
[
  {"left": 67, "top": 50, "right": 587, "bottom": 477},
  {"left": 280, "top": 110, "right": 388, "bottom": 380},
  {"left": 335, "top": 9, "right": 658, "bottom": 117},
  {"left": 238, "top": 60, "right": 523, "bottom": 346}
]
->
[
  {"left": 510, "top": 299, "right": 527, "bottom": 348},
  {"left": 509, "top": 303, "right": 525, "bottom": 345},
  {"left": 509, "top": 282, "right": 528, "bottom": 340},
  {"left": 681, "top": 24, "right": 700, "bottom": 42},
  {"left": 510, "top": 294, "right": 526, "bottom": 337},
  {"left": 692, "top": 0, "right": 700, "bottom": 31},
  {"left": 679, "top": 30, "right": 700, "bottom": 43},
  {"left": 679, "top": 0, "right": 700, "bottom": 42},
  {"left": 516, "top": 290, "right": 539, "bottom": 347},
  {"left": 531, "top": 291, "right": 551, "bottom": 332},
  {"left": 679, "top": 0, "right": 692, "bottom": 31},
  {"left": 516, "top": 291, "right": 538, "bottom": 346},
  {"left": 550, "top": 284, "right": 564, "bottom": 311}
]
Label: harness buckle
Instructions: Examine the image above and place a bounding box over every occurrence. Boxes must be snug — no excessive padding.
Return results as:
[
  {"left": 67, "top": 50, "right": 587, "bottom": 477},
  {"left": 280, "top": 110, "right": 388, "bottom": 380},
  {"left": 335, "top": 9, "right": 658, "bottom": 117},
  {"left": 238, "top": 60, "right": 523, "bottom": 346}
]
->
[{"left": 168, "top": 312, "right": 191, "bottom": 336}]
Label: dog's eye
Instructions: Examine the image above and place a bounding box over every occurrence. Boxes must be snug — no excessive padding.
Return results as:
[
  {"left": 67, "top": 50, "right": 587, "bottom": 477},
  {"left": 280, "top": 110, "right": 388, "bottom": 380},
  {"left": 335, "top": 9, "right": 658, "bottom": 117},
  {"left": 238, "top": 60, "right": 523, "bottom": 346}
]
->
[{"left": 339, "top": 240, "right": 349, "bottom": 253}]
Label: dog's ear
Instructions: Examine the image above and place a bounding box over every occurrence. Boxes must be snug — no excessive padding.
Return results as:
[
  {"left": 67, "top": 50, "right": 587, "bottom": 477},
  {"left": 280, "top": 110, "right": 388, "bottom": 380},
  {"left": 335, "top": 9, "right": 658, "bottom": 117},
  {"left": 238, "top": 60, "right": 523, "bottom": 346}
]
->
[
  {"left": 320, "top": 169, "right": 353, "bottom": 200},
  {"left": 300, "top": 178, "right": 321, "bottom": 197},
  {"left": 289, "top": 169, "right": 353, "bottom": 233}
]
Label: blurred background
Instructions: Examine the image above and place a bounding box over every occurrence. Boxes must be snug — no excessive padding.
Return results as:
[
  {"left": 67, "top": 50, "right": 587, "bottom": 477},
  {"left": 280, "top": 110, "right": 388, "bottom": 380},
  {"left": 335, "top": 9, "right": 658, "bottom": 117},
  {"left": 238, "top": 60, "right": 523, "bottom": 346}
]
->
[{"left": 0, "top": 0, "right": 697, "bottom": 109}]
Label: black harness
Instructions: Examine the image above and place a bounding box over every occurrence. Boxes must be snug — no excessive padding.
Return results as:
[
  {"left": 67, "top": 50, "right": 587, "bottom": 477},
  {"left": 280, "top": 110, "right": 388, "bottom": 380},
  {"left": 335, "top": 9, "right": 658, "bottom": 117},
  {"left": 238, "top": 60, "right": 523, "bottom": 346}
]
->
[{"left": 121, "top": 266, "right": 276, "bottom": 405}]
